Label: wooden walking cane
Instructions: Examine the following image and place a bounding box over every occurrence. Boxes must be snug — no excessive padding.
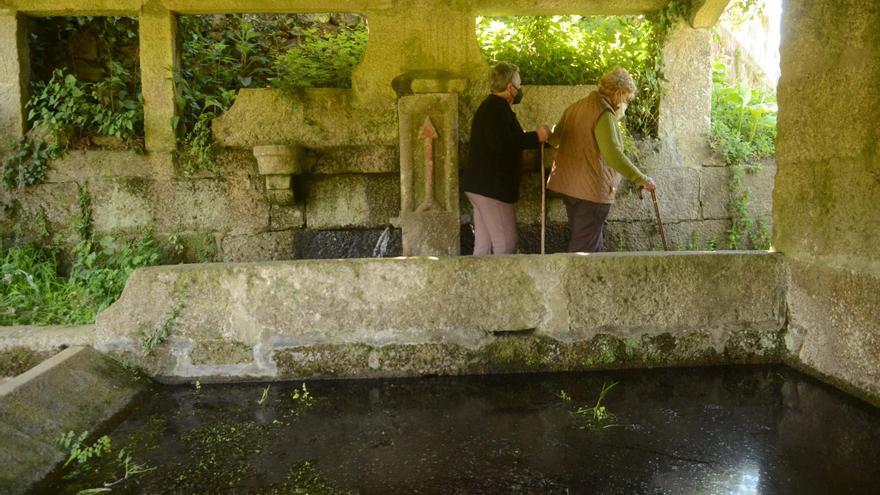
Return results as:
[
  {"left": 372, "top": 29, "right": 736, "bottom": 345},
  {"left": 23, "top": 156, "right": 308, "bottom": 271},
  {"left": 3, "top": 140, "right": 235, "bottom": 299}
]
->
[
  {"left": 638, "top": 186, "right": 669, "bottom": 251},
  {"left": 540, "top": 145, "right": 546, "bottom": 254}
]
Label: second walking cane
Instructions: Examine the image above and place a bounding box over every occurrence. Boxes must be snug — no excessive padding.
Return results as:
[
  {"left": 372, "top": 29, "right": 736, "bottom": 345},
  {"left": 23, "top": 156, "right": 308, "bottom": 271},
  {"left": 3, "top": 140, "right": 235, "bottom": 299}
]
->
[{"left": 540, "top": 145, "right": 546, "bottom": 254}]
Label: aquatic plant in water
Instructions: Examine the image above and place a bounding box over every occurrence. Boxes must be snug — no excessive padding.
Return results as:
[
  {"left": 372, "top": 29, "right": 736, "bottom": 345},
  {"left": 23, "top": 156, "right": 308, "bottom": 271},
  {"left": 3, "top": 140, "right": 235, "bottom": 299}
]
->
[
  {"left": 573, "top": 382, "right": 619, "bottom": 429},
  {"left": 291, "top": 383, "right": 315, "bottom": 407},
  {"left": 55, "top": 430, "right": 154, "bottom": 491},
  {"left": 258, "top": 384, "right": 271, "bottom": 406}
]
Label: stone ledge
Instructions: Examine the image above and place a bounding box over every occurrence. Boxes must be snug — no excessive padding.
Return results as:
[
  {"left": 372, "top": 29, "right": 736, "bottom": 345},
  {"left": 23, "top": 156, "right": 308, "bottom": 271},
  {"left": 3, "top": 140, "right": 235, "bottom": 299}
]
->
[
  {"left": 93, "top": 252, "right": 787, "bottom": 380},
  {"left": 0, "top": 325, "right": 94, "bottom": 351},
  {"left": 0, "top": 346, "right": 148, "bottom": 495}
]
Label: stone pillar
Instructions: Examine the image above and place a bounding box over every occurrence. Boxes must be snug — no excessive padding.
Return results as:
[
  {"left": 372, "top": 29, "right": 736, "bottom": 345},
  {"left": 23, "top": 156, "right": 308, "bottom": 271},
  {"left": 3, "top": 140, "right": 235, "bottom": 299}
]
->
[
  {"left": 658, "top": 20, "right": 712, "bottom": 168},
  {"left": 139, "top": 0, "right": 178, "bottom": 152},
  {"left": 397, "top": 92, "right": 460, "bottom": 256},
  {"left": 351, "top": 0, "right": 487, "bottom": 103},
  {"left": 0, "top": 10, "right": 29, "bottom": 148}
]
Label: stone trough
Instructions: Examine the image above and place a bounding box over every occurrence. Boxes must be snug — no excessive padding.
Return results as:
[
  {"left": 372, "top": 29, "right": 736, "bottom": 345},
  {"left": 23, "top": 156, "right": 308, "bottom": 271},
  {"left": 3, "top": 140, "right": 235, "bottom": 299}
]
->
[{"left": 88, "top": 251, "right": 788, "bottom": 382}]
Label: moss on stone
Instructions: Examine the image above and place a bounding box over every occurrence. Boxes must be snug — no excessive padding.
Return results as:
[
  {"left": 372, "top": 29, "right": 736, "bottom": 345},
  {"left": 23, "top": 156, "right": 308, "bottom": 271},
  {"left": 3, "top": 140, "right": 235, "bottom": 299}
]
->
[
  {"left": 724, "top": 327, "right": 784, "bottom": 363},
  {"left": 274, "top": 344, "right": 373, "bottom": 378},
  {"left": 117, "top": 176, "right": 152, "bottom": 197},
  {"left": 267, "top": 328, "right": 785, "bottom": 379},
  {"left": 0, "top": 347, "right": 55, "bottom": 377},
  {"left": 190, "top": 340, "right": 252, "bottom": 365}
]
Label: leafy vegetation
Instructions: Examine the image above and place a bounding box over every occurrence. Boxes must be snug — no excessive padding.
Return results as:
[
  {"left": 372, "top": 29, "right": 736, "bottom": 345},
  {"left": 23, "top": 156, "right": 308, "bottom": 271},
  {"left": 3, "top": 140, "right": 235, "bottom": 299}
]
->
[
  {"left": 572, "top": 382, "right": 619, "bottom": 429},
  {"left": 710, "top": 61, "right": 776, "bottom": 249},
  {"left": 476, "top": 2, "right": 688, "bottom": 137},
  {"left": 57, "top": 431, "right": 112, "bottom": 478},
  {"left": 0, "top": 237, "right": 161, "bottom": 326},
  {"left": 290, "top": 383, "right": 316, "bottom": 408},
  {"left": 2, "top": 138, "right": 59, "bottom": 188},
  {"left": 710, "top": 63, "right": 776, "bottom": 168},
  {"left": 174, "top": 14, "right": 367, "bottom": 174},
  {"left": 0, "top": 186, "right": 163, "bottom": 325},
  {"left": 137, "top": 299, "right": 183, "bottom": 356},
  {"left": 2, "top": 17, "right": 142, "bottom": 189},
  {"left": 55, "top": 430, "right": 154, "bottom": 492}
]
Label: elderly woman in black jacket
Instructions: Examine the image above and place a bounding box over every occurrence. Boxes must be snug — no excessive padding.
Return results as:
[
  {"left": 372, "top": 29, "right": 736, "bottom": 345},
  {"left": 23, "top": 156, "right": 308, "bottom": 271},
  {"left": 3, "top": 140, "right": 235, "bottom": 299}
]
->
[{"left": 462, "top": 62, "right": 550, "bottom": 255}]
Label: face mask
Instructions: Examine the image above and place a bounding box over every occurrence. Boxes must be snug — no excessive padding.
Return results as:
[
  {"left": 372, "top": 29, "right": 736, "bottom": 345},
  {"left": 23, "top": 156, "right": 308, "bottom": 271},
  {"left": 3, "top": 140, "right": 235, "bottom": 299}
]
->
[
  {"left": 614, "top": 101, "right": 627, "bottom": 119},
  {"left": 512, "top": 86, "right": 524, "bottom": 105}
]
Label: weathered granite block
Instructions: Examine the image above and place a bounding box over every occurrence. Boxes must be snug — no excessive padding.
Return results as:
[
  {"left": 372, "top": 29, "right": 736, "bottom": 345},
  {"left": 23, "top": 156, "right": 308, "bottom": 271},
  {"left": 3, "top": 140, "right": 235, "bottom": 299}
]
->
[
  {"left": 0, "top": 347, "right": 147, "bottom": 495},
  {"left": 305, "top": 174, "right": 399, "bottom": 229}
]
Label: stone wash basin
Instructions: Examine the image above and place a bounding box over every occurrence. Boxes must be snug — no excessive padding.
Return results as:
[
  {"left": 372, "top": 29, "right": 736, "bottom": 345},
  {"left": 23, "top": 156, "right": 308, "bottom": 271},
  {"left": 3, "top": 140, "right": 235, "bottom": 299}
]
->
[
  {"left": 26, "top": 366, "right": 880, "bottom": 493},
  {"left": 2, "top": 251, "right": 880, "bottom": 493}
]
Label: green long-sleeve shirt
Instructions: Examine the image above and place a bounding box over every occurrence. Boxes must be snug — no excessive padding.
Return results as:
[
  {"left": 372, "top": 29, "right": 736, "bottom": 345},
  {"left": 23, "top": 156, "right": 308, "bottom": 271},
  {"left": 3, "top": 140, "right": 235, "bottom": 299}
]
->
[{"left": 593, "top": 111, "right": 648, "bottom": 186}]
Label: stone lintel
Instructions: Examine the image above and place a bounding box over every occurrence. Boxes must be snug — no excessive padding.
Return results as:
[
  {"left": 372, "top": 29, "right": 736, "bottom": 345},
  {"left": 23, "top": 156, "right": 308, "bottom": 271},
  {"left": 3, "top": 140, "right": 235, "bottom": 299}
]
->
[
  {"left": 471, "top": 0, "right": 667, "bottom": 16},
  {"left": 689, "top": 0, "right": 731, "bottom": 29},
  {"left": 160, "top": 0, "right": 393, "bottom": 14},
  {"left": 140, "top": 0, "right": 178, "bottom": 152},
  {"left": 7, "top": 0, "right": 140, "bottom": 15}
]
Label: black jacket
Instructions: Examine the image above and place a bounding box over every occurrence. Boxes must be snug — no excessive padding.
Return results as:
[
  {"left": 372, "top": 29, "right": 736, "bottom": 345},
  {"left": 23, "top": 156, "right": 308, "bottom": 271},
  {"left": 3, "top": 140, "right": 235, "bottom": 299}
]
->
[{"left": 462, "top": 94, "right": 541, "bottom": 203}]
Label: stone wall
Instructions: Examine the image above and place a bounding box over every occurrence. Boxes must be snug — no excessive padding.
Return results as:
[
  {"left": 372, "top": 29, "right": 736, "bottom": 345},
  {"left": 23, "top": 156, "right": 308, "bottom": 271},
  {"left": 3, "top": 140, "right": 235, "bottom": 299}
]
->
[
  {"left": 774, "top": 0, "right": 880, "bottom": 405},
  {"left": 91, "top": 252, "right": 787, "bottom": 381},
  {"left": 0, "top": 0, "right": 773, "bottom": 260},
  {"left": 0, "top": 88, "right": 774, "bottom": 260}
]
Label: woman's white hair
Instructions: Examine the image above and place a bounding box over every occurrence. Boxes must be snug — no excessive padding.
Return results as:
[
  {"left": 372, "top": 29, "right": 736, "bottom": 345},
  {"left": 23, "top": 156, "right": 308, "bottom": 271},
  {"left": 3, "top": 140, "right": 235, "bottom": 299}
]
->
[{"left": 598, "top": 67, "right": 637, "bottom": 104}]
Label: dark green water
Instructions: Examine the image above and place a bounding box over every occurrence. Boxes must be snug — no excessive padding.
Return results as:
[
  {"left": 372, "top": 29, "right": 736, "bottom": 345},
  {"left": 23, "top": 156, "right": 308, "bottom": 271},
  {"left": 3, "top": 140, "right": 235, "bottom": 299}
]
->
[{"left": 31, "top": 366, "right": 880, "bottom": 494}]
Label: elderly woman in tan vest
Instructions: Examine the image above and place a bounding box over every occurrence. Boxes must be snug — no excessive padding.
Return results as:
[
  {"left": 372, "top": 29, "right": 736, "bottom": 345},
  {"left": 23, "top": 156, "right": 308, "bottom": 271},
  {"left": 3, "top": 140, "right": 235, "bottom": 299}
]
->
[{"left": 546, "top": 67, "right": 656, "bottom": 252}]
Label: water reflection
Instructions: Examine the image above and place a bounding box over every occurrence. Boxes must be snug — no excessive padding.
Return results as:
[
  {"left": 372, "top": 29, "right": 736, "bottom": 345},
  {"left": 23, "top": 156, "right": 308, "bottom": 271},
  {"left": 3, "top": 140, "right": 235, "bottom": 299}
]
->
[{"left": 32, "top": 366, "right": 880, "bottom": 494}]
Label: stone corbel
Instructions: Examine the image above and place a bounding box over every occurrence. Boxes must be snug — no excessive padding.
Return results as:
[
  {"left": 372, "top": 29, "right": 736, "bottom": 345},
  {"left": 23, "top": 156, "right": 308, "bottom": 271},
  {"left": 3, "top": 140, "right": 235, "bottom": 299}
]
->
[{"left": 252, "top": 145, "right": 309, "bottom": 205}]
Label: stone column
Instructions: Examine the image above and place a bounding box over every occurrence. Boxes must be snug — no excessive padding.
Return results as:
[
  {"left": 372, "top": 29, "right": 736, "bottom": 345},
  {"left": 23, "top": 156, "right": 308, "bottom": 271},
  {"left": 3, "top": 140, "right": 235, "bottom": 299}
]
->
[
  {"left": 139, "top": 0, "right": 178, "bottom": 152},
  {"left": 397, "top": 92, "right": 460, "bottom": 256},
  {"left": 657, "top": 19, "right": 712, "bottom": 168},
  {"left": 0, "top": 10, "right": 29, "bottom": 148}
]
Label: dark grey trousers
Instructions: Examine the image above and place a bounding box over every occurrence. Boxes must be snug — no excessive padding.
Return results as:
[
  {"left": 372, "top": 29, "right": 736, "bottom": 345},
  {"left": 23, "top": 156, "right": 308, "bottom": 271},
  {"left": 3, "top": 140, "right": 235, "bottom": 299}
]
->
[{"left": 562, "top": 195, "right": 612, "bottom": 253}]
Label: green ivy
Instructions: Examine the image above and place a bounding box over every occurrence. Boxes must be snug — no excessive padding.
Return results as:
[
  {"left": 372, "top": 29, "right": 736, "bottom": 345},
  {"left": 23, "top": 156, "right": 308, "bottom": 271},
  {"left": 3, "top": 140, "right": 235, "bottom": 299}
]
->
[
  {"left": 2, "top": 138, "right": 60, "bottom": 188},
  {"left": 1, "top": 17, "right": 143, "bottom": 190},
  {"left": 0, "top": 186, "right": 162, "bottom": 325},
  {"left": 476, "top": 2, "right": 688, "bottom": 138},
  {"left": 173, "top": 15, "right": 367, "bottom": 175},
  {"left": 27, "top": 17, "right": 144, "bottom": 144},
  {"left": 273, "top": 23, "right": 368, "bottom": 94}
]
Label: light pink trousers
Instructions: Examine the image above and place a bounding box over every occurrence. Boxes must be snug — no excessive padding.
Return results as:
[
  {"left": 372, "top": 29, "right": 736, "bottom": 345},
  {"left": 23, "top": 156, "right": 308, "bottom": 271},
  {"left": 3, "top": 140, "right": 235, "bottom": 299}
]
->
[{"left": 466, "top": 192, "right": 517, "bottom": 255}]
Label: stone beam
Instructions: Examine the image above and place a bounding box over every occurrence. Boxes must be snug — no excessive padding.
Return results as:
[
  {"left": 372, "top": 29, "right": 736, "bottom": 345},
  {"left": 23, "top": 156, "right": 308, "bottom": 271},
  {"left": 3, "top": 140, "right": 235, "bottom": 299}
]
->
[
  {"left": 159, "top": 0, "right": 393, "bottom": 14},
  {"left": 470, "top": 0, "right": 667, "bottom": 16},
  {"left": 3, "top": 0, "right": 671, "bottom": 16},
  {"left": 0, "top": 10, "right": 28, "bottom": 147},
  {"left": 689, "top": 0, "right": 730, "bottom": 28},
  {"left": 4, "top": 0, "right": 140, "bottom": 16},
  {"left": 140, "top": 0, "right": 178, "bottom": 152}
]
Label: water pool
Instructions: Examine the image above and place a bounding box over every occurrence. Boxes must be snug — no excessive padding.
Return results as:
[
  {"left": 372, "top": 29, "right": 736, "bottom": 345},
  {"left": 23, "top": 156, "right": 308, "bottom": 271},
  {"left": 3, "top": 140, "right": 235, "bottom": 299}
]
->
[{"left": 32, "top": 366, "right": 880, "bottom": 494}]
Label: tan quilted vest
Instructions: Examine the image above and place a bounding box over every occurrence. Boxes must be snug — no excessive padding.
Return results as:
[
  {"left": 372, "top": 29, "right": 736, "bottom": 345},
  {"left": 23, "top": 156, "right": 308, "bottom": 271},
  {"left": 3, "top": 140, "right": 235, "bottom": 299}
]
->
[{"left": 546, "top": 91, "right": 621, "bottom": 204}]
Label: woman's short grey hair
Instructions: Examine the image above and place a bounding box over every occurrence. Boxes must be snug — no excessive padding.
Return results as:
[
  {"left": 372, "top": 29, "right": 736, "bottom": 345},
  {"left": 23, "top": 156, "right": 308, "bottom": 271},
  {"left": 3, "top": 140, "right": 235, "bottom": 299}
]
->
[{"left": 489, "top": 62, "right": 520, "bottom": 93}]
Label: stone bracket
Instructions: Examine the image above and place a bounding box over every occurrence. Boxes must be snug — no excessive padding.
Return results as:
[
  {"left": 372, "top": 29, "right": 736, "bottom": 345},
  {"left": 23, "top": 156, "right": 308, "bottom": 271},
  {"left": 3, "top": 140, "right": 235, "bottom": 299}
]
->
[{"left": 253, "top": 144, "right": 309, "bottom": 205}]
